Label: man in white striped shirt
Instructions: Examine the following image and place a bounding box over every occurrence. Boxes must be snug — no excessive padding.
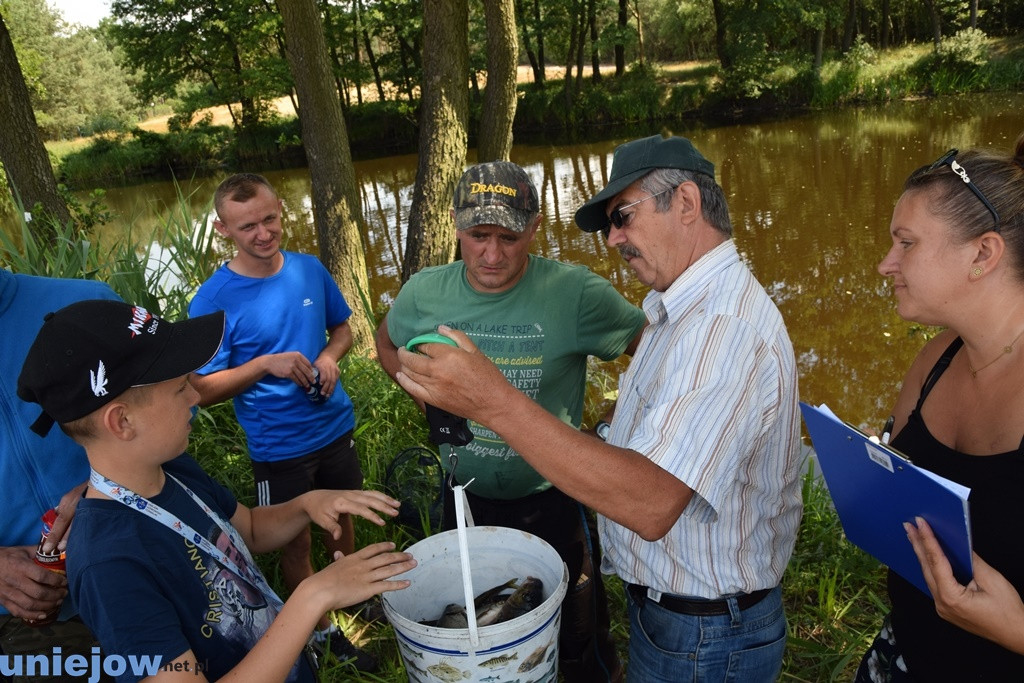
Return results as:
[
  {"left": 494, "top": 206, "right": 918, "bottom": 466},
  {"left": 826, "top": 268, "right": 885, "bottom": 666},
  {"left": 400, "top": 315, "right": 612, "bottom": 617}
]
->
[{"left": 395, "top": 134, "right": 804, "bottom": 682}]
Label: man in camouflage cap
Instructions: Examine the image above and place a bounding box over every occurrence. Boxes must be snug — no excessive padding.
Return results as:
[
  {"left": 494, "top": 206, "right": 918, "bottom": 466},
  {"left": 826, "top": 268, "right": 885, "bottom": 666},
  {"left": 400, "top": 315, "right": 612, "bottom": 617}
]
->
[{"left": 376, "top": 160, "right": 645, "bottom": 682}]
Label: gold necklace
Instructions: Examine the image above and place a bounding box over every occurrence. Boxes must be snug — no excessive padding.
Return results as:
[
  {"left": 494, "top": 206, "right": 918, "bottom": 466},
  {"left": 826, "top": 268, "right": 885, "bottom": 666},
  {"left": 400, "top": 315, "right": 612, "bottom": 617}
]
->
[{"left": 968, "top": 326, "right": 1024, "bottom": 378}]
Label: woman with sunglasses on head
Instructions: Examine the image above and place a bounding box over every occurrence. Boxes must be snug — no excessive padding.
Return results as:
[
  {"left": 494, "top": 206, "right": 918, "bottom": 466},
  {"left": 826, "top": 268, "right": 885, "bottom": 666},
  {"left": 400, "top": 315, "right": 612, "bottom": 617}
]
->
[{"left": 856, "top": 132, "right": 1024, "bottom": 682}]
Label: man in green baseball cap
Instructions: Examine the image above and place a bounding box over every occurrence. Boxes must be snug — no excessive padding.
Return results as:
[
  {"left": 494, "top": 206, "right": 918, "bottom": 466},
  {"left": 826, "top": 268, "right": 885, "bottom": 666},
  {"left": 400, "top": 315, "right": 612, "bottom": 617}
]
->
[
  {"left": 574, "top": 134, "right": 716, "bottom": 235},
  {"left": 393, "top": 134, "right": 804, "bottom": 682}
]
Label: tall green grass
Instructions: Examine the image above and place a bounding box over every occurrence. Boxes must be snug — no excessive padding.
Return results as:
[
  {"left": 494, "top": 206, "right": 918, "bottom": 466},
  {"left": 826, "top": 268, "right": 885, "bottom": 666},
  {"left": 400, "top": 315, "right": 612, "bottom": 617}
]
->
[{"left": 3, "top": 204, "right": 890, "bottom": 681}]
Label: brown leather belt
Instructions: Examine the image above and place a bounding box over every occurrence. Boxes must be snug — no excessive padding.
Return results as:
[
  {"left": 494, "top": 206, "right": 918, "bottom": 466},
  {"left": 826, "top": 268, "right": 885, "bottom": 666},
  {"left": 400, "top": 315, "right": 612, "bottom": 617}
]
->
[{"left": 627, "top": 583, "right": 773, "bottom": 616}]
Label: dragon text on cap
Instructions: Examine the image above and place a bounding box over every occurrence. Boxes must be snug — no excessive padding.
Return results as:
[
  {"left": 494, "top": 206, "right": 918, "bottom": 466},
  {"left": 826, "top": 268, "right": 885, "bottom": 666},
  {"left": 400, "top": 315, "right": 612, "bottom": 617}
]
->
[{"left": 470, "top": 182, "right": 518, "bottom": 197}]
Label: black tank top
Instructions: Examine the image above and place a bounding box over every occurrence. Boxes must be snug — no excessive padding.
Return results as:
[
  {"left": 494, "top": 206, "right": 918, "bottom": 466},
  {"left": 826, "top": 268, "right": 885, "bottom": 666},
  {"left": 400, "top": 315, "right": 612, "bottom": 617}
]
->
[{"left": 888, "top": 337, "right": 1024, "bottom": 680}]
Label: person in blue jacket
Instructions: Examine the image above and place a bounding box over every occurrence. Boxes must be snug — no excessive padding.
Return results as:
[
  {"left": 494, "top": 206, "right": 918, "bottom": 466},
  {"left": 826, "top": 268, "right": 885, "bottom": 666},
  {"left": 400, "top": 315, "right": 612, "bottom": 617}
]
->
[{"left": 0, "top": 268, "right": 119, "bottom": 674}]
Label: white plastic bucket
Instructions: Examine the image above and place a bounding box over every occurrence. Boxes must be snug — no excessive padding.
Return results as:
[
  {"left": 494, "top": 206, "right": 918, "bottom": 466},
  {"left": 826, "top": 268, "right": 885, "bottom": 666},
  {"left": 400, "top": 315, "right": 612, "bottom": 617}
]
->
[{"left": 382, "top": 525, "right": 569, "bottom": 683}]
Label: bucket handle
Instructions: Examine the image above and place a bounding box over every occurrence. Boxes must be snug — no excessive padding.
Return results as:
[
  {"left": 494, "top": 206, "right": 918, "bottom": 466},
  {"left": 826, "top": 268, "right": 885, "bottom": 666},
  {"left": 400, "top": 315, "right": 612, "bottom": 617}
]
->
[{"left": 452, "top": 482, "right": 480, "bottom": 649}]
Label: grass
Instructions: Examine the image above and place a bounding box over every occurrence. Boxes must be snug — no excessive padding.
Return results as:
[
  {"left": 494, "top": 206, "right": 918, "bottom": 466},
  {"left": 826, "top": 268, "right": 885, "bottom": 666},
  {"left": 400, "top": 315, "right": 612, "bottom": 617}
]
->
[{"left": 2, "top": 206, "right": 889, "bottom": 681}]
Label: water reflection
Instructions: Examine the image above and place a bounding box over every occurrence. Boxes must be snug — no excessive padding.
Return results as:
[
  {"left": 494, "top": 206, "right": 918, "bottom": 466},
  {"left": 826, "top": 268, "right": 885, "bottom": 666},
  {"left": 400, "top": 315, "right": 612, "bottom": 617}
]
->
[{"left": 11, "top": 92, "right": 1021, "bottom": 428}]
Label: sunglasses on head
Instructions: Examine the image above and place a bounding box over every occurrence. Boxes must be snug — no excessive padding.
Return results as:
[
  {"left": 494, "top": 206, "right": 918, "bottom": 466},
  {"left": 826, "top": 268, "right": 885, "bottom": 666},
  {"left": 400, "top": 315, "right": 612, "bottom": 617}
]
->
[
  {"left": 601, "top": 187, "right": 675, "bottom": 239},
  {"left": 927, "top": 148, "right": 1000, "bottom": 231}
]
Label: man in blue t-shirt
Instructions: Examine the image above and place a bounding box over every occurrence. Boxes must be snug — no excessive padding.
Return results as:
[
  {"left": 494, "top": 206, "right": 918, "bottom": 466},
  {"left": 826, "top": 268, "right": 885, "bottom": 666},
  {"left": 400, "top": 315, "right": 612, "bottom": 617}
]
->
[{"left": 188, "top": 173, "right": 374, "bottom": 672}]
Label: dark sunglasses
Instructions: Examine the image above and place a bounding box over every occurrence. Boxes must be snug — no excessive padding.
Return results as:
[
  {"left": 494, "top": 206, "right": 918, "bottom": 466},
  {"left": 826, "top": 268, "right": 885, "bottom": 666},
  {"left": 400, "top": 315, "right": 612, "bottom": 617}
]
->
[
  {"left": 927, "top": 148, "right": 1000, "bottom": 231},
  {"left": 601, "top": 187, "right": 674, "bottom": 238}
]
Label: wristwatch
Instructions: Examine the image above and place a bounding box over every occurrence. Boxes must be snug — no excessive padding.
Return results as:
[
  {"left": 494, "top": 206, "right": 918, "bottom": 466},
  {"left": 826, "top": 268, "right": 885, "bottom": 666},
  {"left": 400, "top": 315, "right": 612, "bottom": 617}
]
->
[{"left": 594, "top": 421, "right": 611, "bottom": 441}]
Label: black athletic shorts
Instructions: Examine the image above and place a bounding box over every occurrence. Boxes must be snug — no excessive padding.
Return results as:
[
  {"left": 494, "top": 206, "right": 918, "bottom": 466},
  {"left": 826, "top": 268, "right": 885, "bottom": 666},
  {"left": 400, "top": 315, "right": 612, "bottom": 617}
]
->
[{"left": 251, "top": 430, "right": 363, "bottom": 506}]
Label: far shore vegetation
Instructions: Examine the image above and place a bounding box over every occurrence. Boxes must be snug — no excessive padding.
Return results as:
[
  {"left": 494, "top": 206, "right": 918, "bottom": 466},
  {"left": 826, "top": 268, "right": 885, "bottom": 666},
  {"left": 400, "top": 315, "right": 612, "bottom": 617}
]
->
[{"left": 48, "top": 31, "right": 1024, "bottom": 191}]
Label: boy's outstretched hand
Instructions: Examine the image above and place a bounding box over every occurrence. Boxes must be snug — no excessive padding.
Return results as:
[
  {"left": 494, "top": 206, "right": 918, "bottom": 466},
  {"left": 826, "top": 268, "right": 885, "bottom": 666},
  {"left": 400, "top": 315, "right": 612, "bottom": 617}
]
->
[
  {"left": 302, "top": 490, "right": 401, "bottom": 541},
  {"left": 314, "top": 542, "right": 416, "bottom": 609},
  {"left": 240, "top": 489, "right": 402, "bottom": 554}
]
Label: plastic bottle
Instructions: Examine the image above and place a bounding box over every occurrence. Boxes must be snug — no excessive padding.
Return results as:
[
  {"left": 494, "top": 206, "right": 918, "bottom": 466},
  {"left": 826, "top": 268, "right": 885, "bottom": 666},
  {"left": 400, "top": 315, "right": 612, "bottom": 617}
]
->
[{"left": 23, "top": 508, "right": 66, "bottom": 626}]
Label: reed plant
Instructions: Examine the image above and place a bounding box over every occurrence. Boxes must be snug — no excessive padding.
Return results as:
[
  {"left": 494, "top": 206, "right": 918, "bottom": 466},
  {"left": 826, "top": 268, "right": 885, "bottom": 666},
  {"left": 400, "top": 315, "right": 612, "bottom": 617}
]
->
[{"left": 3, "top": 206, "right": 891, "bottom": 682}]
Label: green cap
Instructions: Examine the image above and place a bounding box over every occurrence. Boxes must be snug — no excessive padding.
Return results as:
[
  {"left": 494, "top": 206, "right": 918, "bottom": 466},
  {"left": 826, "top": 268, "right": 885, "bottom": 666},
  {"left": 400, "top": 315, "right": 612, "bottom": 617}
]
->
[
  {"left": 574, "top": 135, "right": 715, "bottom": 232},
  {"left": 453, "top": 161, "right": 540, "bottom": 233}
]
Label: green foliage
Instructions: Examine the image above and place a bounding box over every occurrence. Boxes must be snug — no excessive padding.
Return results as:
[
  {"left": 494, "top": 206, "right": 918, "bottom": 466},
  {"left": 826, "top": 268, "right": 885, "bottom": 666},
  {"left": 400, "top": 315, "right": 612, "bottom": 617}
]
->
[
  {"left": 0, "top": 210, "right": 104, "bottom": 279},
  {"left": 914, "top": 28, "right": 993, "bottom": 94},
  {"left": 345, "top": 101, "right": 420, "bottom": 159},
  {"left": 782, "top": 463, "right": 889, "bottom": 680},
  {"left": 58, "top": 121, "right": 233, "bottom": 189},
  {"left": 0, "top": 180, "right": 219, "bottom": 318},
  {"left": 323, "top": 0, "right": 423, "bottom": 104},
  {"left": 845, "top": 35, "right": 879, "bottom": 71},
  {"left": 644, "top": 0, "right": 716, "bottom": 62},
  {"left": 3, "top": 0, "right": 140, "bottom": 140},
  {"left": 514, "top": 86, "right": 570, "bottom": 131},
  {"left": 718, "top": 32, "right": 783, "bottom": 101},
  {"left": 0, "top": 163, "right": 12, "bottom": 216},
  {"left": 516, "top": 63, "right": 669, "bottom": 132},
  {"left": 36, "top": 31, "right": 1021, "bottom": 187},
  {"left": 664, "top": 82, "right": 711, "bottom": 116},
  {"left": 109, "top": 0, "right": 289, "bottom": 131}
]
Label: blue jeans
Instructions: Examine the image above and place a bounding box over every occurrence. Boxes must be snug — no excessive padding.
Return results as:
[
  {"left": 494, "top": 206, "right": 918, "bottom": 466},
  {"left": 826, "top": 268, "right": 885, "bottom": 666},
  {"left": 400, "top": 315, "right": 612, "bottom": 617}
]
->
[{"left": 625, "top": 585, "right": 786, "bottom": 682}]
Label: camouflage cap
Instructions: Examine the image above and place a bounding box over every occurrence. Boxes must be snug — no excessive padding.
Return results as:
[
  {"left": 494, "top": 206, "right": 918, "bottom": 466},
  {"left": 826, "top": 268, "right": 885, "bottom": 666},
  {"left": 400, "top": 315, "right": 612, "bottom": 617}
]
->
[{"left": 453, "top": 161, "right": 540, "bottom": 233}]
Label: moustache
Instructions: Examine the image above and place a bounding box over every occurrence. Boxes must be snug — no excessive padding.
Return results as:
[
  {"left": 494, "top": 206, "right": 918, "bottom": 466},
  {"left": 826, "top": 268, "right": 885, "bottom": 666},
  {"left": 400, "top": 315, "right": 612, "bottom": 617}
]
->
[{"left": 618, "top": 245, "right": 641, "bottom": 259}]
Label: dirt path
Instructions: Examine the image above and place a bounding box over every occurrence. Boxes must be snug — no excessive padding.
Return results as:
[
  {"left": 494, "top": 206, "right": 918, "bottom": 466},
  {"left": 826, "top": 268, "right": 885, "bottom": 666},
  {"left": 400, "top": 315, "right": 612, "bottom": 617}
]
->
[{"left": 135, "top": 62, "right": 708, "bottom": 134}]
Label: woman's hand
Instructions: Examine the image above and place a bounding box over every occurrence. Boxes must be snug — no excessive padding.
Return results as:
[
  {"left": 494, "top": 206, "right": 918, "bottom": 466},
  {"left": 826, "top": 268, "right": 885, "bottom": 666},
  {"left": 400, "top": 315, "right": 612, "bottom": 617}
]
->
[{"left": 907, "top": 516, "right": 1024, "bottom": 654}]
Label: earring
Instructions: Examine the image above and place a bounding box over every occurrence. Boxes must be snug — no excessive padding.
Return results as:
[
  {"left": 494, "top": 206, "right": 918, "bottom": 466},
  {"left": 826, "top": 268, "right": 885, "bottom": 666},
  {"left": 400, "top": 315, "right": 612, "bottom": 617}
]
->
[{"left": 972, "top": 267, "right": 983, "bottom": 277}]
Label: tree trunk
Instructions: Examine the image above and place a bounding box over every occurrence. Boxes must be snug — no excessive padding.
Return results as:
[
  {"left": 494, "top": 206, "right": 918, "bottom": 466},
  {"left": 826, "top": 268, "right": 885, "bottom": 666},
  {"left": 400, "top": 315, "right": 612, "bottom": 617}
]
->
[
  {"left": 515, "top": 0, "right": 543, "bottom": 86},
  {"left": 631, "top": 0, "right": 645, "bottom": 66},
  {"left": 615, "top": 0, "right": 627, "bottom": 76},
  {"left": 588, "top": 0, "right": 601, "bottom": 82},
  {"left": 478, "top": 0, "right": 517, "bottom": 162},
  {"left": 575, "top": 5, "right": 586, "bottom": 90},
  {"left": 362, "top": 29, "right": 386, "bottom": 101},
  {"left": 275, "top": 0, "right": 375, "bottom": 353},
  {"left": 710, "top": 0, "right": 730, "bottom": 70},
  {"left": 814, "top": 28, "right": 824, "bottom": 73},
  {"left": 401, "top": 0, "right": 469, "bottom": 282},
  {"left": 969, "top": 0, "right": 978, "bottom": 29},
  {"left": 0, "top": 14, "right": 71, "bottom": 231},
  {"left": 396, "top": 36, "right": 418, "bottom": 99},
  {"left": 532, "top": 0, "right": 545, "bottom": 77},
  {"left": 841, "top": 0, "right": 857, "bottom": 53},
  {"left": 564, "top": 0, "right": 579, "bottom": 106},
  {"left": 923, "top": 0, "right": 942, "bottom": 49},
  {"left": 352, "top": 2, "right": 363, "bottom": 106},
  {"left": 880, "top": 0, "right": 891, "bottom": 50}
]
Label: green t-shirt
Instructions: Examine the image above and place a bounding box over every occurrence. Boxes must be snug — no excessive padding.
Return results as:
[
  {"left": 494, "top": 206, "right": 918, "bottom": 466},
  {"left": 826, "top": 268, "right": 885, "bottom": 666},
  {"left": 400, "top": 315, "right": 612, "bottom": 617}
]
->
[{"left": 387, "top": 254, "right": 646, "bottom": 498}]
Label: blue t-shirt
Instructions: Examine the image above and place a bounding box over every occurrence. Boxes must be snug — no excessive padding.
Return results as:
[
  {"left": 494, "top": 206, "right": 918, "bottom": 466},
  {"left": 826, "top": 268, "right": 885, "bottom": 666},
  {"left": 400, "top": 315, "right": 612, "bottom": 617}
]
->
[
  {"left": 189, "top": 252, "right": 355, "bottom": 461},
  {"left": 0, "top": 270, "right": 119, "bottom": 616},
  {"left": 68, "top": 455, "right": 315, "bottom": 683}
]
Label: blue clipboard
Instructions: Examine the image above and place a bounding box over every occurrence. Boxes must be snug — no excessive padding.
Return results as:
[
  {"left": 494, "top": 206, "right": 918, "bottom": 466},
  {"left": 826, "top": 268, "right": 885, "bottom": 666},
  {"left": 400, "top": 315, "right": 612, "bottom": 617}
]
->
[{"left": 800, "top": 402, "right": 973, "bottom": 597}]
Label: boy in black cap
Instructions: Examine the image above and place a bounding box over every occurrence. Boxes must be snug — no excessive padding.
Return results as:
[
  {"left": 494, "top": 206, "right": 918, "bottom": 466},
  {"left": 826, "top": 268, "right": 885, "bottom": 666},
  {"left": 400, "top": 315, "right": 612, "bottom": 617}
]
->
[{"left": 17, "top": 300, "right": 415, "bottom": 682}]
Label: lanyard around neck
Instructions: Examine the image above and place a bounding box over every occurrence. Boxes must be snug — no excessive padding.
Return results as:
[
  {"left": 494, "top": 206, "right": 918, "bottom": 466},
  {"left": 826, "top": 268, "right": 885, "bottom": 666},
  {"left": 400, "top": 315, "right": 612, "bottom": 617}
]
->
[{"left": 89, "top": 468, "right": 283, "bottom": 609}]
